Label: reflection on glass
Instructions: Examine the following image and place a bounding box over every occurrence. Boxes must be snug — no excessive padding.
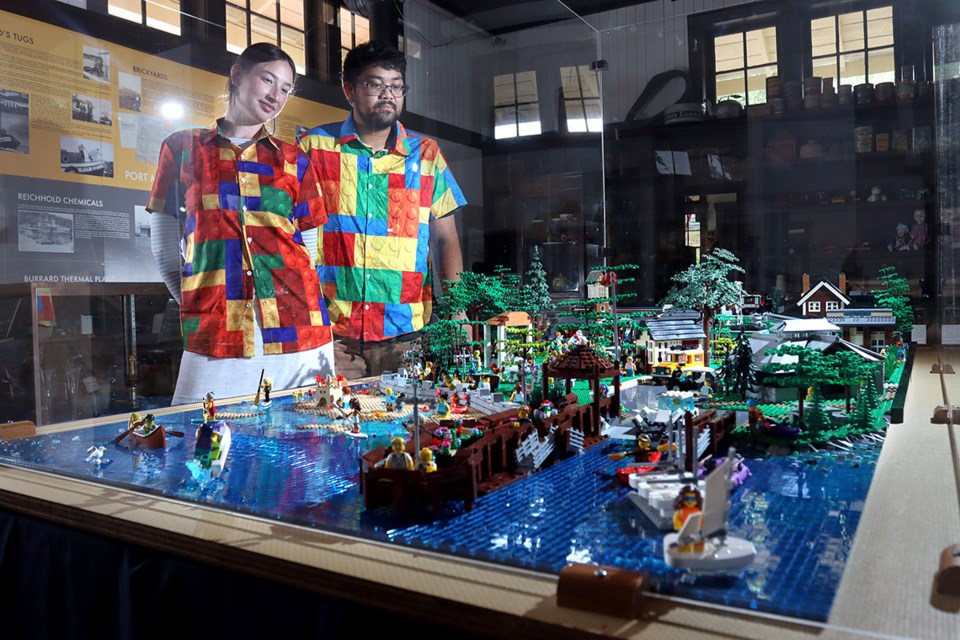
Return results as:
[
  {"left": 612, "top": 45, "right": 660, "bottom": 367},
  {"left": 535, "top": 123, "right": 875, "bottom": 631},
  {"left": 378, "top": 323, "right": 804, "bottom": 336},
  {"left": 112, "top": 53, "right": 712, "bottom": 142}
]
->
[
  {"left": 868, "top": 47, "right": 895, "bottom": 84},
  {"left": 715, "top": 32, "right": 744, "bottom": 73},
  {"left": 746, "top": 64, "right": 777, "bottom": 105},
  {"left": 251, "top": 16, "right": 277, "bottom": 45},
  {"left": 811, "top": 16, "right": 836, "bottom": 57},
  {"left": 716, "top": 69, "right": 745, "bottom": 103},
  {"left": 281, "top": 25, "right": 305, "bottom": 74},
  {"left": 866, "top": 6, "right": 894, "bottom": 49},
  {"left": 145, "top": 0, "right": 181, "bottom": 35},
  {"left": 226, "top": 4, "right": 248, "bottom": 55},
  {"left": 840, "top": 51, "right": 867, "bottom": 86},
  {"left": 494, "top": 71, "right": 541, "bottom": 139},
  {"left": 746, "top": 26, "right": 777, "bottom": 66},
  {"left": 561, "top": 65, "right": 601, "bottom": 133},
  {"left": 812, "top": 57, "right": 839, "bottom": 86},
  {"left": 280, "top": 0, "right": 304, "bottom": 31},
  {"left": 839, "top": 11, "right": 865, "bottom": 51},
  {"left": 108, "top": 0, "right": 142, "bottom": 23}
]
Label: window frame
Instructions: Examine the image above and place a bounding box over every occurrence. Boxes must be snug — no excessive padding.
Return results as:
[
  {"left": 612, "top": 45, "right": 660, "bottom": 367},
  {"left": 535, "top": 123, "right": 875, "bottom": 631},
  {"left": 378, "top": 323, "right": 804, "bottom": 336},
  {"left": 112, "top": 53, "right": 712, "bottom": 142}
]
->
[
  {"left": 493, "top": 70, "right": 542, "bottom": 140},
  {"left": 105, "top": 0, "right": 183, "bottom": 35},
  {"left": 225, "top": 1, "right": 306, "bottom": 73},
  {"left": 688, "top": 0, "right": 920, "bottom": 106},
  {"left": 808, "top": 2, "right": 896, "bottom": 88}
]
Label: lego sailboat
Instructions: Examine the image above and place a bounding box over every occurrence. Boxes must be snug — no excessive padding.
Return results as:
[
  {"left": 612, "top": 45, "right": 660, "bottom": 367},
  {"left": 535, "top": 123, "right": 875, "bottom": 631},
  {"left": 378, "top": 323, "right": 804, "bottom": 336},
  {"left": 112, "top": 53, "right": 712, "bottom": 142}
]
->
[{"left": 663, "top": 450, "right": 756, "bottom": 574}]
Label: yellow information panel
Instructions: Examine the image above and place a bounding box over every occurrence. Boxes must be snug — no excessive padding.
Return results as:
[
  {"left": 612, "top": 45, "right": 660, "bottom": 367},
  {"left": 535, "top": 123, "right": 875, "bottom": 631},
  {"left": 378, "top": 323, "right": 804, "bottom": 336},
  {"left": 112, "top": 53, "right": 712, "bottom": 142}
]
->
[{"left": 0, "top": 10, "right": 344, "bottom": 284}]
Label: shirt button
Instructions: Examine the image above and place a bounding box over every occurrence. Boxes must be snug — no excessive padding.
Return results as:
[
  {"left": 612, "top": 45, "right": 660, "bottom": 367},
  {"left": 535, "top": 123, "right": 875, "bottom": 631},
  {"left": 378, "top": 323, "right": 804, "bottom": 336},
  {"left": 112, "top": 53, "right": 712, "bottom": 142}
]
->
[
  {"left": 242, "top": 206, "right": 248, "bottom": 211},
  {"left": 364, "top": 304, "right": 369, "bottom": 310},
  {"left": 365, "top": 274, "right": 370, "bottom": 279},
  {"left": 367, "top": 184, "right": 372, "bottom": 189},
  {"left": 245, "top": 303, "right": 251, "bottom": 309},
  {"left": 246, "top": 270, "right": 252, "bottom": 276},
  {"left": 367, "top": 213, "right": 372, "bottom": 218},
  {"left": 241, "top": 178, "right": 246, "bottom": 184},
  {"left": 246, "top": 237, "right": 253, "bottom": 243}
]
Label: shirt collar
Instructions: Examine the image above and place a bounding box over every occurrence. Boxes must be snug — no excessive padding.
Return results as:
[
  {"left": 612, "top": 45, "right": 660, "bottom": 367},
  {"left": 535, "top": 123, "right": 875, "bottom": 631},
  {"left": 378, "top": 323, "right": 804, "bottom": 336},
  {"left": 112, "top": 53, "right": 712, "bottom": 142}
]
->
[
  {"left": 200, "top": 118, "right": 280, "bottom": 149},
  {"left": 338, "top": 113, "right": 409, "bottom": 157}
]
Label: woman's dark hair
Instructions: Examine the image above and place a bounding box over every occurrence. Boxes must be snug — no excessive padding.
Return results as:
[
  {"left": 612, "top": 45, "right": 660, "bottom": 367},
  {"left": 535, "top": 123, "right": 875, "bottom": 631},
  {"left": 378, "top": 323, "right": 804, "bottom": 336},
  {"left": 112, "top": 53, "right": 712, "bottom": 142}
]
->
[
  {"left": 227, "top": 42, "right": 297, "bottom": 104},
  {"left": 342, "top": 40, "right": 406, "bottom": 84}
]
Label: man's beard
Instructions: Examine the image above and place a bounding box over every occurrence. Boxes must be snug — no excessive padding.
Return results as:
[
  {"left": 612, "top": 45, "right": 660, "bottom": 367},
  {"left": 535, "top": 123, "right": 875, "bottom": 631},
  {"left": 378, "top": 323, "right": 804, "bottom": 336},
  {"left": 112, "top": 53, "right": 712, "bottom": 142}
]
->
[{"left": 368, "top": 101, "right": 399, "bottom": 130}]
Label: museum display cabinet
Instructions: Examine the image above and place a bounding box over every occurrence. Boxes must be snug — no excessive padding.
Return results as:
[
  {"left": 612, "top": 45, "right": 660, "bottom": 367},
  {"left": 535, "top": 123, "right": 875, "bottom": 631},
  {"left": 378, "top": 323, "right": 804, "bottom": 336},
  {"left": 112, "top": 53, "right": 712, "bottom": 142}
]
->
[{"left": 1, "top": 1, "right": 960, "bottom": 638}]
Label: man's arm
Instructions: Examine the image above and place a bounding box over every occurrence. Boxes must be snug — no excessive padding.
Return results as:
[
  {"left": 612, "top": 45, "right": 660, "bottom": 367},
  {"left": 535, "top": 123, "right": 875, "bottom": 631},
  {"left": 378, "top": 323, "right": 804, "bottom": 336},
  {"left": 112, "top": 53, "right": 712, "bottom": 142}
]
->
[{"left": 430, "top": 213, "right": 464, "bottom": 283}]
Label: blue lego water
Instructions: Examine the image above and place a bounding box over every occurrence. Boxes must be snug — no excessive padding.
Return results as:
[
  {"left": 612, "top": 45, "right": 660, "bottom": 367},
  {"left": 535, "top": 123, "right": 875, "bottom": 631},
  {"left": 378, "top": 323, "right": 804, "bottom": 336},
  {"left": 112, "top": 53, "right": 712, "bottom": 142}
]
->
[{"left": 0, "top": 394, "right": 879, "bottom": 623}]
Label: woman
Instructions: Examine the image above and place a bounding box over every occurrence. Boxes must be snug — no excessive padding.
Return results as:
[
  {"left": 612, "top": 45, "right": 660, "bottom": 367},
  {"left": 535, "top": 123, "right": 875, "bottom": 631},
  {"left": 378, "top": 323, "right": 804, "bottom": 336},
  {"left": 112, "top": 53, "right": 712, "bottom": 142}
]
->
[{"left": 147, "top": 43, "right": 334, "bottom": 406}]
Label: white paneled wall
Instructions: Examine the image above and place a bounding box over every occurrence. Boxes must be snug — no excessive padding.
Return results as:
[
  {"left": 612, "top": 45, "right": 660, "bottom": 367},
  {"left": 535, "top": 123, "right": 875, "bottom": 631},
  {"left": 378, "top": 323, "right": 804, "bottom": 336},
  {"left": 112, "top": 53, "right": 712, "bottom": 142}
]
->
[
  {"left": 402, "top": 0, "right": 757, "bottom": 133},
  {"left": 591, "top": 0, "right": 756, "bottom": 122}
]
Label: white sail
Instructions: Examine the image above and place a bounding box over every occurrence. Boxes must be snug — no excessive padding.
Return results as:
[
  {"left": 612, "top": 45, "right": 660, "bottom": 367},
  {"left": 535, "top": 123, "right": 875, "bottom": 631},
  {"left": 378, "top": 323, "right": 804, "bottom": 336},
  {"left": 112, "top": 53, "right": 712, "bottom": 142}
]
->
[{"left": 699, "top": 456, "right": 732, "bottom": 538}]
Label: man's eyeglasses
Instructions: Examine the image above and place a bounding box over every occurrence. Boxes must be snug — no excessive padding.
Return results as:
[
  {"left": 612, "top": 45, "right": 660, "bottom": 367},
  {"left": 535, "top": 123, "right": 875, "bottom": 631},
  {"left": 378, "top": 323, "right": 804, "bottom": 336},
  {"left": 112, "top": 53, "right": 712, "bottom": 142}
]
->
[{"left": 354, "top": 80, "right": 410, "bottom": 97}]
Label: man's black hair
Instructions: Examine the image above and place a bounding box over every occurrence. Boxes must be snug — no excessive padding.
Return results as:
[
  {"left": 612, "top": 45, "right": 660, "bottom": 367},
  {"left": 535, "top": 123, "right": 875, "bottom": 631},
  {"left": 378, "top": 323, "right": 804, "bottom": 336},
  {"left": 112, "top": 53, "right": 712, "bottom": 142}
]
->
[{"left": 342, "top": 40, "right": 406, "bottom": 84}]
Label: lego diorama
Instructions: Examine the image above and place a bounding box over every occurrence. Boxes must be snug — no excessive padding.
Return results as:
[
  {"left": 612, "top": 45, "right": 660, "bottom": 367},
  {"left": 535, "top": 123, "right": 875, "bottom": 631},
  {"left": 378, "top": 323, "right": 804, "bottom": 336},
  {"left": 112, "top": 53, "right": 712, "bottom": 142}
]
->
[{"left": 0, "top": 250, "right": 912, "bottom": 623}]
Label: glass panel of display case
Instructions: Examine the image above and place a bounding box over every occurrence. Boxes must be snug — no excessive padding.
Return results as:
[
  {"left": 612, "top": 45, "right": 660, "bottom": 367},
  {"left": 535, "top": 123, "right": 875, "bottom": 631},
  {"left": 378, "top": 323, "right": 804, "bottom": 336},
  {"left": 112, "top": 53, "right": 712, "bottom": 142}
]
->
[
  {"left": 225, "top": 4, "right": 248, "bottom": 54},
  {"left": 145, "top": 0, "right": 181, "bottom": 36},
  {"left": 746, "top": 26, "right": 777, "bottom": 66},
  {"left": 280, "top": 0, "right": 304, "bottom": 31},
  {"left": 935, "top": 23, "right": 960, "bottom": 342},
  {"left": 250, "top": 16, "right": 278, "bottom": 45},
  {"left": 868, "top": 46, "right": 896, "bottom": 84},
  {"left": 4, "top": 2, "right": 960, "bottom": 636},
  {"left": 839, "top": 11, "right": 866, "bottom": 52},
  {"left": 715, "top": 32, "right": 744, "bottom": 73},
  {"left": 811, "top": 16, "right": 837, "bottom": 57},
  {"left": 281, "top": 24, "right": 305, "bottom": 74},
  {"left": 867, "top": 6, "right": 895, "bottom": 49}
]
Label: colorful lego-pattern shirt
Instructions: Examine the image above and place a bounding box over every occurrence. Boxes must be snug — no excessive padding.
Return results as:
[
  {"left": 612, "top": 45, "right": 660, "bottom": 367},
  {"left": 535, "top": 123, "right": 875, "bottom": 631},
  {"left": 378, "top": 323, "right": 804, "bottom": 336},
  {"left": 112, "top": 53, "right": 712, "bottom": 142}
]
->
[
  {"left": 298, "top": 115, "right": 466, "bottom": 342},
  {"left": 146, "top": 122, "right": 332, "bottom": 358}
]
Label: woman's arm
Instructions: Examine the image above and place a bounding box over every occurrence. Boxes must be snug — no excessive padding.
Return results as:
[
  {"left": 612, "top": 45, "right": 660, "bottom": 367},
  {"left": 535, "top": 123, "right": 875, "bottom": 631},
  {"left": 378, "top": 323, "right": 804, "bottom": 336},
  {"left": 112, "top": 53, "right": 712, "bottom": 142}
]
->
[{"left": 150, "top": 212, "right": 182, "bottom": 303}]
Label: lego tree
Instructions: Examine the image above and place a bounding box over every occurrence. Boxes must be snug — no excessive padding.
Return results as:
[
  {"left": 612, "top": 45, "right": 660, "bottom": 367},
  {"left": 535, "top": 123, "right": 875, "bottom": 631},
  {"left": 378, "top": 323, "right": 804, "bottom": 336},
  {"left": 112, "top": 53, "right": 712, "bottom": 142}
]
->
[
  {"left": 444, "top": 271, "right": 509, "bottom": 325},
  {"left": 883, "top": 345, "right": 899, "bottom": 381},
  {"left": 850, "top": 367, "right": 881, "bottom": 430},
  {"left": 660, "top": 247, "right": 745, "bottom": 360},
  {"left": 725, "top": 331, "right": 757, "bottom": 400},
  {"left": 516, "top": 246, "right": 555, "bottom": 326},
  {"left": 763, "top": 344, "right": 834, "bottom": 421},
  {"left": 804, "top": 385, "right": 832, "bottom": 434},
  {"left": 553, "top": 264, "right": 643, "bottom": 354},
  {"left": 872, "top": 265, "right": 914, "bottom": 337},
  {"left": 832, "top": 350, "right": 867, "bottom": 413}
]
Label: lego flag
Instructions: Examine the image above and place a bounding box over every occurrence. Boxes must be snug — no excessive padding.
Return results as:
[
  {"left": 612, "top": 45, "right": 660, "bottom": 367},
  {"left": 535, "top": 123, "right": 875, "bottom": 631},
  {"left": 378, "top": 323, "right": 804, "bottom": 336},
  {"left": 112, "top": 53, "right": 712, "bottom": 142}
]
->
[
  {"left": 599, "top": 271, "right": 617, "bottom": 287},
  {"left": 36, "top": 287, "right": 56, "bottom": 327}
]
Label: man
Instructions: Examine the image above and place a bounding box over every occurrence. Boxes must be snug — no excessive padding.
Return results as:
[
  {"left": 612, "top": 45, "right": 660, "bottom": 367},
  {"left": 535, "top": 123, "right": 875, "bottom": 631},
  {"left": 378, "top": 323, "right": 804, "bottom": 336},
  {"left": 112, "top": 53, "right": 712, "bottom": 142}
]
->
[{"left": 299, "top": 41, "right": 466, "bottom": 379}]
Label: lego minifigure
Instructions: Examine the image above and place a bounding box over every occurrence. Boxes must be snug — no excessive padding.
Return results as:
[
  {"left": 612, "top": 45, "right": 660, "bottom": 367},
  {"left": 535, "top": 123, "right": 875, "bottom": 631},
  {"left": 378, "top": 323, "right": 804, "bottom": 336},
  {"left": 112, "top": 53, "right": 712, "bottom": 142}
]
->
[
  {"left": 380, "top": 436, "right": 414, "bottom": 470},
  {"left": 202, "top": 391, "right": 216, "bottom": 421},
  {"left": 417, "top": 447, "right": 437, "bottom": 473},
  {"left": 672, "top": 485, "right": 704, "bottom": 551}
]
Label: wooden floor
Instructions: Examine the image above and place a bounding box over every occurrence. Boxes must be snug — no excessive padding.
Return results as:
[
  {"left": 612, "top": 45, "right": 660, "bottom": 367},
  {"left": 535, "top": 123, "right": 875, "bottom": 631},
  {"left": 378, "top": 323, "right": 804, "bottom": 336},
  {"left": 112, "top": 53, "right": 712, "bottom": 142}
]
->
[{"left": 1, "top": 348, "right": 959, "bottom": 638}]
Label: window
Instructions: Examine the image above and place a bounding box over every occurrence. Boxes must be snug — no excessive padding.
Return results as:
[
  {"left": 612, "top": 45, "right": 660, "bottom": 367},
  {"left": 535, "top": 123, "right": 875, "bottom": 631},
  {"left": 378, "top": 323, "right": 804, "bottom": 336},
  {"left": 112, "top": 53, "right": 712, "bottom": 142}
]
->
[
  {"left": 811, "top": 6, "right": 894, "bottom": 87},
  {"left": 808, "top": 301, "right": 821, "bottom": 313},
  {"left": 560, "top": 65, "right": 601, "bottom": 133},
  {"left": 339, "top": 5, "right": 369, "bottom": 67},
  {"left": 870, "top": 332, "right": 886, "bottom": 349},
  {"left": 226, "top": 1, "right": 305, "bottom": 74},
  {"left": 107, "top": 0, "right": 181, "bottom": 35},
  {"left": 826, "top": 301, "right": 840, "bottom": 311},
  {"left": 494, "top": 71, "right": 541, "bottom": 139},
  {"left": 714, "top": 26, "right": 777, "bottom": 106}
]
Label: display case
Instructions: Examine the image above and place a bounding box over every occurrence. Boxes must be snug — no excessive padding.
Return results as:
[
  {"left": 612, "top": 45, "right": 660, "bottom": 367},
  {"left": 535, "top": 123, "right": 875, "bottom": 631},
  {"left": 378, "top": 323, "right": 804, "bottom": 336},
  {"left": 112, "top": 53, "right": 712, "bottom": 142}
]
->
[{"left": 2, "top": 1, "right": 960, "bottom": 639}]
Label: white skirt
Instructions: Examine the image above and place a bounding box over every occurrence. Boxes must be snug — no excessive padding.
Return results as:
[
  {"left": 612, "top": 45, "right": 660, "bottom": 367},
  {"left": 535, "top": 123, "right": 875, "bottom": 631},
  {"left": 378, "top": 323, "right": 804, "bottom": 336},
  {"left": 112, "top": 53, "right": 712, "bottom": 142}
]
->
[{"left": 171, "top": 313, "right": 335, "bottom": 406}]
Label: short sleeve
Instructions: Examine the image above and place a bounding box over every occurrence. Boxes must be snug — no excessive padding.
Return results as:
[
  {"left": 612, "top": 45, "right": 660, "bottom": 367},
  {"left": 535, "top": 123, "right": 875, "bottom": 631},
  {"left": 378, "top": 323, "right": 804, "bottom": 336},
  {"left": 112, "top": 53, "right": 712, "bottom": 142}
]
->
[
  {"left": 146, "top": 136, "right": 181, "bottom": 217},
  {"left": 430, "top": 144, "right": 467, "bottom": 220},
  {"left": 292, "top": 150, "right": 327, "bottom": 232}
]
